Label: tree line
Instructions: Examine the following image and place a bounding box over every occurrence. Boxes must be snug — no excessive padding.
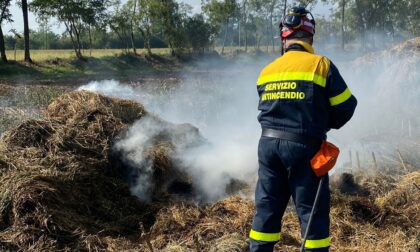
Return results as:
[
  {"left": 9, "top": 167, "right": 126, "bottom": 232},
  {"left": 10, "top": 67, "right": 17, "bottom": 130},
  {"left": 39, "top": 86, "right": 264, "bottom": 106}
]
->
[{"left": 0, "top": 0, "right": 418, "bottom": 62}]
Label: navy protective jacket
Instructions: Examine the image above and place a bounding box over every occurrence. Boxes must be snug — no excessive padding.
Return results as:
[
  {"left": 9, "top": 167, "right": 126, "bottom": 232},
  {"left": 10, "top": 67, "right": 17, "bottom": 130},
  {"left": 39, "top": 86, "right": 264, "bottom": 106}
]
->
[{"left": 257, "top": 41, "right": 357, "bottom": 139}]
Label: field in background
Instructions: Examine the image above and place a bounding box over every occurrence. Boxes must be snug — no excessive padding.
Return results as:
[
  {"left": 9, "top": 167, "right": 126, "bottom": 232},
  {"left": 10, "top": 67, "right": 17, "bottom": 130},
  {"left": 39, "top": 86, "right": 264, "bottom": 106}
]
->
[
  {"left": 0, "top": 50, "right": 184, "bottom": 83},
  {"left": 5, "top": 48, "right": 172, "bottom": 62}
]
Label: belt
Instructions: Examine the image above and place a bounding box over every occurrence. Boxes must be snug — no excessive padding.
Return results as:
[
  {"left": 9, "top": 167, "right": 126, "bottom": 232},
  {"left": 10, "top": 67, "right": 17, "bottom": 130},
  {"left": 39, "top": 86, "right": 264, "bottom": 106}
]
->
[{"left": 261, "top": 128, "right": 322, "bottom": 147}]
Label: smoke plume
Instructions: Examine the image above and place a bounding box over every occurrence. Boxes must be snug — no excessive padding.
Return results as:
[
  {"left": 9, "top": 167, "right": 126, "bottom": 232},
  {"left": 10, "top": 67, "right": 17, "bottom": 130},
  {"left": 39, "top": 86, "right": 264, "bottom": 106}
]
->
[
  {"left": 79, "top": 38, "right": 420, "bottom": 201},
  {"left": 78, "top": 63, "right": 263, "bottom": 202}
]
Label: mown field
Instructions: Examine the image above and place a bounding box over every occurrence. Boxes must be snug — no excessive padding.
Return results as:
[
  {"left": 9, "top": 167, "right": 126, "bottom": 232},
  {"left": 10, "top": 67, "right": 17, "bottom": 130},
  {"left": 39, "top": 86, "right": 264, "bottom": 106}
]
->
[{"left": 5, "top": 48, "right": 173, "bottom": 62}]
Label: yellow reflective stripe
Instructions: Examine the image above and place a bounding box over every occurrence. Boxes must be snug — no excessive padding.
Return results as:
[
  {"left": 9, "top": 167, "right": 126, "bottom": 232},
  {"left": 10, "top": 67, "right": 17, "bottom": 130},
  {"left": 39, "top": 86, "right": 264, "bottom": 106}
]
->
[
  {"left": 257, "top": 72, "right": 327, "bottom": 87},
  {"left": 329, "top": 88, "right": 352, "bottom": 106},
  {"left": 305, "top": 237, "right": 331, "bottom": 249},
  {"left": 249, "top": 230, "right": 281, "bottom": 242}
]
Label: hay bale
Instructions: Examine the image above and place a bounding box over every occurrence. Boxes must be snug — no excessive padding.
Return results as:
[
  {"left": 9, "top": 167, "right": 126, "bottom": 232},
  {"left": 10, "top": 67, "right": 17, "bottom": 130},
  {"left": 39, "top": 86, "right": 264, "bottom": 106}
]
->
[
  {"left": 0, "top": 91, "right": 176, "bottom": 251},
  {"left": 46, "top": 91, "right": 146, "bottom": 125}
]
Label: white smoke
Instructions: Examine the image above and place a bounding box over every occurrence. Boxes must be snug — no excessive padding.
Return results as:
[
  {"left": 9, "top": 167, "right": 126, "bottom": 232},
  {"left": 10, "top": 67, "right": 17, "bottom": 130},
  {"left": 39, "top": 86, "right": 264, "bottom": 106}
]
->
[
  {"left": 326, "top": 39, "right": 420, "bottom": 171},
  {"left": 112, "top": 116, "right": 166, "bottom": 201},
  {"left": 78, "top": 39, "right": 419, "bottom": 201},
  {"left": 78, "top": 63, "right": 262, "bottom": 202}
]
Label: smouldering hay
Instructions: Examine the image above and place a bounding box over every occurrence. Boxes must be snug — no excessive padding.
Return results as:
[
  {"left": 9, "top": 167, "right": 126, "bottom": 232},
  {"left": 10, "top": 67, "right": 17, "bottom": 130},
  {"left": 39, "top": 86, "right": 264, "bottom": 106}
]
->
[
  {"left": 2, "top": 120, "right": 54, "bottom": 149},
  {"left": 46, "top": 91, "right": 146, "bottom": 124},
  {"left": 374, "top": 172, "right": 420, "bottom": 230},
  {"left": 0, "top": 91, "right": 194, "bottom": 251},
  {"left": 143, "top": 142, "right": 195, "bottom": 199},
  {"left": 147, "top": 197, "right": 254, "bottom": 251},
  {"left": 328, "top": 171, "right": 420, "bottom": 251},
  {"left": 144, "top": 171, "right": 419, "bottom": 252},
  {"left": 0, "top": 90, "right": 418, "bottom": 251}
]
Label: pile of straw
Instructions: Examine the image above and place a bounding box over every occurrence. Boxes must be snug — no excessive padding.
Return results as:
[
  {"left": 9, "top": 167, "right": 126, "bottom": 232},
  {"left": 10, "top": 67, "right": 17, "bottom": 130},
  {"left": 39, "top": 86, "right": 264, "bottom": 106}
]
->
[
  {"left": 143, "top": 172, "right": 419, "bottom": 251},
  {"left": 0, "top": 91, "right": 418, "bottom": 251},
  {"left": 0, "top": 91, "right": 196, "bottom": 251}
]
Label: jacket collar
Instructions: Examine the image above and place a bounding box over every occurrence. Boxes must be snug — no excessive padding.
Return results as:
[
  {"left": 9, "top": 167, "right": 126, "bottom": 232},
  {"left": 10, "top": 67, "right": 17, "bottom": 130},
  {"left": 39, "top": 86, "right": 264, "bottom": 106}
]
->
[{"left": 285, "top": 41, "right": 314, "bottom": 54}]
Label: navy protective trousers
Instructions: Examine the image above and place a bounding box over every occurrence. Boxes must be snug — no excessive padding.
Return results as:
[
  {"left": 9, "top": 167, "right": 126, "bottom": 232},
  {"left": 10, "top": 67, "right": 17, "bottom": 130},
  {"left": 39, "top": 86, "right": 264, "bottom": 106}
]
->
[{"left": 250, "top": 137, "right": 330, "bottom": 252}]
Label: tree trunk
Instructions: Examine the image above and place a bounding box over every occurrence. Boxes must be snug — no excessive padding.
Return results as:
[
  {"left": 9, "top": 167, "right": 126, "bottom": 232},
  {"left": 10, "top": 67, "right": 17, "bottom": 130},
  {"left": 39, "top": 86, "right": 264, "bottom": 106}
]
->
[
  {"left": 238, "top": 19, "right": 241, "bottom": 49},
  {"left": 44, "top": 25, "right": 47, "bottom": 49},
  {"left": 14, "top": 40, "right": 17, "bottom": 60},
  {"left": 88, "top": 25, "right": 92, "bottom": 56},
  {"left": 244, "top": 27, "right": 248, "bottom": 52},
  {"left": 0, "top": 25, "right": 7, "bottom": 63},
  {"left": 145, "top": 26, "right": 152, "bottom": 56},
  {"left": 341, "top": 0, "right": 345, "bottom": 50},
  {"left": 221, "top": 21, "right": 228, "bottom": 54},
  {"left": 354, "top": 0, "right": 366, "bottom": 52},
  {"left": 243, "top": 0, "right": 248, "bottom": 52},
  {"left": 73, "top": 22, "right": 82, "bottom": 58},
  {"left": 22, "top": 0, "right": 32, "bottom": 63},
  {"left": 266, "top": 18, "right": 269, "bottom": 53},
  {"left": 130, "top": 0, "right": 137, "bottom": 55},
  {"left": 65, "top": 22, "right": 82, "bottom": 59},
  {"left": 270, "top": 12, "right": 274, "bottom": 52},
  {"left": 257, "top": 36, "right": 262, "bottom": 50},
  {"left": 139, "top": 27, "right": 152, "bottom": 57}
]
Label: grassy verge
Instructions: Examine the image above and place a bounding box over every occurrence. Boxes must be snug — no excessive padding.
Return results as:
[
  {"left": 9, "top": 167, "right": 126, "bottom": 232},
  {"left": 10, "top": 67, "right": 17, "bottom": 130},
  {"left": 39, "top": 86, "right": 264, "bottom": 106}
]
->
[{"left": 0, "top": 50, "right": 181, "bottom": 84}]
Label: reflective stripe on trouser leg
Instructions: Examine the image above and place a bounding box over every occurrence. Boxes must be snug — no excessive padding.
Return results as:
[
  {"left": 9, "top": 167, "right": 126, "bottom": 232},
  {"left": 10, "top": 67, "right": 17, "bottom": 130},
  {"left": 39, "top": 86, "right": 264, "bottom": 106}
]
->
[
  {"left": 285, "top": 141, "right": 330, "bottom": 250},
  {"left": 305, "top": 237, "right": 331, "bottom": 249},
  {"left": 249, "top": 230, "right": 281, "bottom": 242},
  {"left": 250, "top": 138, "right": 291, "bottom": 252}
]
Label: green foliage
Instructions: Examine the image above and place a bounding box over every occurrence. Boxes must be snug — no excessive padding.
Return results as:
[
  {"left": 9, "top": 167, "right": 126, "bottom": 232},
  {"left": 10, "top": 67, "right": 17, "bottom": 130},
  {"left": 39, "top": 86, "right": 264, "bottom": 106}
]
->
[
  {"left": 203, "top": 0, "right": 240, "bottom": 34},
  {"left": 184, "top": 14, "right": 213, "bottom": 53},
  {"left": 31, "top": 0, "right": 111, "bottom": 58},
  {"left": 150, "top": 0, "right": 189, "bottom": 54},
  {"left": 0, "top": 0, "right": 12, "bottom": 23},
  {"left": 1, "top": 0, "right": 418, "bottom": 59}
]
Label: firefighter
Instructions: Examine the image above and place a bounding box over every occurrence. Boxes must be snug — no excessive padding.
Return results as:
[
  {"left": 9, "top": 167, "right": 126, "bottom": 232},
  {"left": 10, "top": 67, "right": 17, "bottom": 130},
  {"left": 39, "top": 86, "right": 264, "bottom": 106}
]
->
[{"left": 249, "top": 6, "right": 357, "bottom": 252}]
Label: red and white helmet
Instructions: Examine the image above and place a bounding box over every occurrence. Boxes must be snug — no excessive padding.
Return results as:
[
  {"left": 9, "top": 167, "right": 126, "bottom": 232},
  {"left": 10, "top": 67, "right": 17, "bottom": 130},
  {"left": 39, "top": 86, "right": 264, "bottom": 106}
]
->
[{"left": 280, "top": 7, "right": 316, "bottom": 39}]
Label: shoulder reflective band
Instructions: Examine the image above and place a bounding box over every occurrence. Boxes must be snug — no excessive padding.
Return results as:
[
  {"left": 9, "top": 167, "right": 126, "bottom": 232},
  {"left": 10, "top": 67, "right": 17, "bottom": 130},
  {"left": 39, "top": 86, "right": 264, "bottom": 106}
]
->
[
  {"left": 249, "top": 229, "right": 281, "bottom": 242},
  {"left": 305, "top": 237, "right": 331, "bottom": 249},
  {"left": 257, "top": 72, "right": 327, "bottom": 87},
  {"left": 329, "top": 88, "right": 352, "bottom": 106}
]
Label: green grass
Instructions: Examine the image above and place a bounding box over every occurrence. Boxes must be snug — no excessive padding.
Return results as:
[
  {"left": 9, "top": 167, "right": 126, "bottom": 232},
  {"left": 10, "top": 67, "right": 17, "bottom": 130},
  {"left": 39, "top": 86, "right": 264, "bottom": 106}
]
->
[
  {"left": 0, "top": 49, "right": 180, "bottom": 83},
  {"left": 0, "top": 47, "right": 272, "bottom": 83},
  {"left": 5, "top": 48, "right": 172, "bottom": 62}
]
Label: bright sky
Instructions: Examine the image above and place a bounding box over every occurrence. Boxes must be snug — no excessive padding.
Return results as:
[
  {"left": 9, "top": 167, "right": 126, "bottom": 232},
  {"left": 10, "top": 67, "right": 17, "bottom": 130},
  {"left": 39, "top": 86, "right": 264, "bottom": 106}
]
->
[{"left": 4, "top": 0, "right": 331, "bottom": 35}]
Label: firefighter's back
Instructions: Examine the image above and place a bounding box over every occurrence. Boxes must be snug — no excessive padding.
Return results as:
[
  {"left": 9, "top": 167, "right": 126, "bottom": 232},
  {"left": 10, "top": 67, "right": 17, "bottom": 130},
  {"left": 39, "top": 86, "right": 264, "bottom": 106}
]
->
[{"left": 257, "top": 44, "right": 331, "bottom": 140}]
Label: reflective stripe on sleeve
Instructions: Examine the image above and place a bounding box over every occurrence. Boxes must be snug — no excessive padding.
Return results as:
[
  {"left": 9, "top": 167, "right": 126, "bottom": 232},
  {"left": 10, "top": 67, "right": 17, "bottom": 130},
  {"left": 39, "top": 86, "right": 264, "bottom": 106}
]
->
[
  {"left": 249, "top": 229, "right": 281, "bottom": 242},
  {"left": 329, "top": 88, "right": 352, "bottom": 106},
  {"left": 305, "top": 237, "right": 331, "bottom": 249},
  {"left": 257, "top": 72, "right": 327, "bottom": 87}
]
